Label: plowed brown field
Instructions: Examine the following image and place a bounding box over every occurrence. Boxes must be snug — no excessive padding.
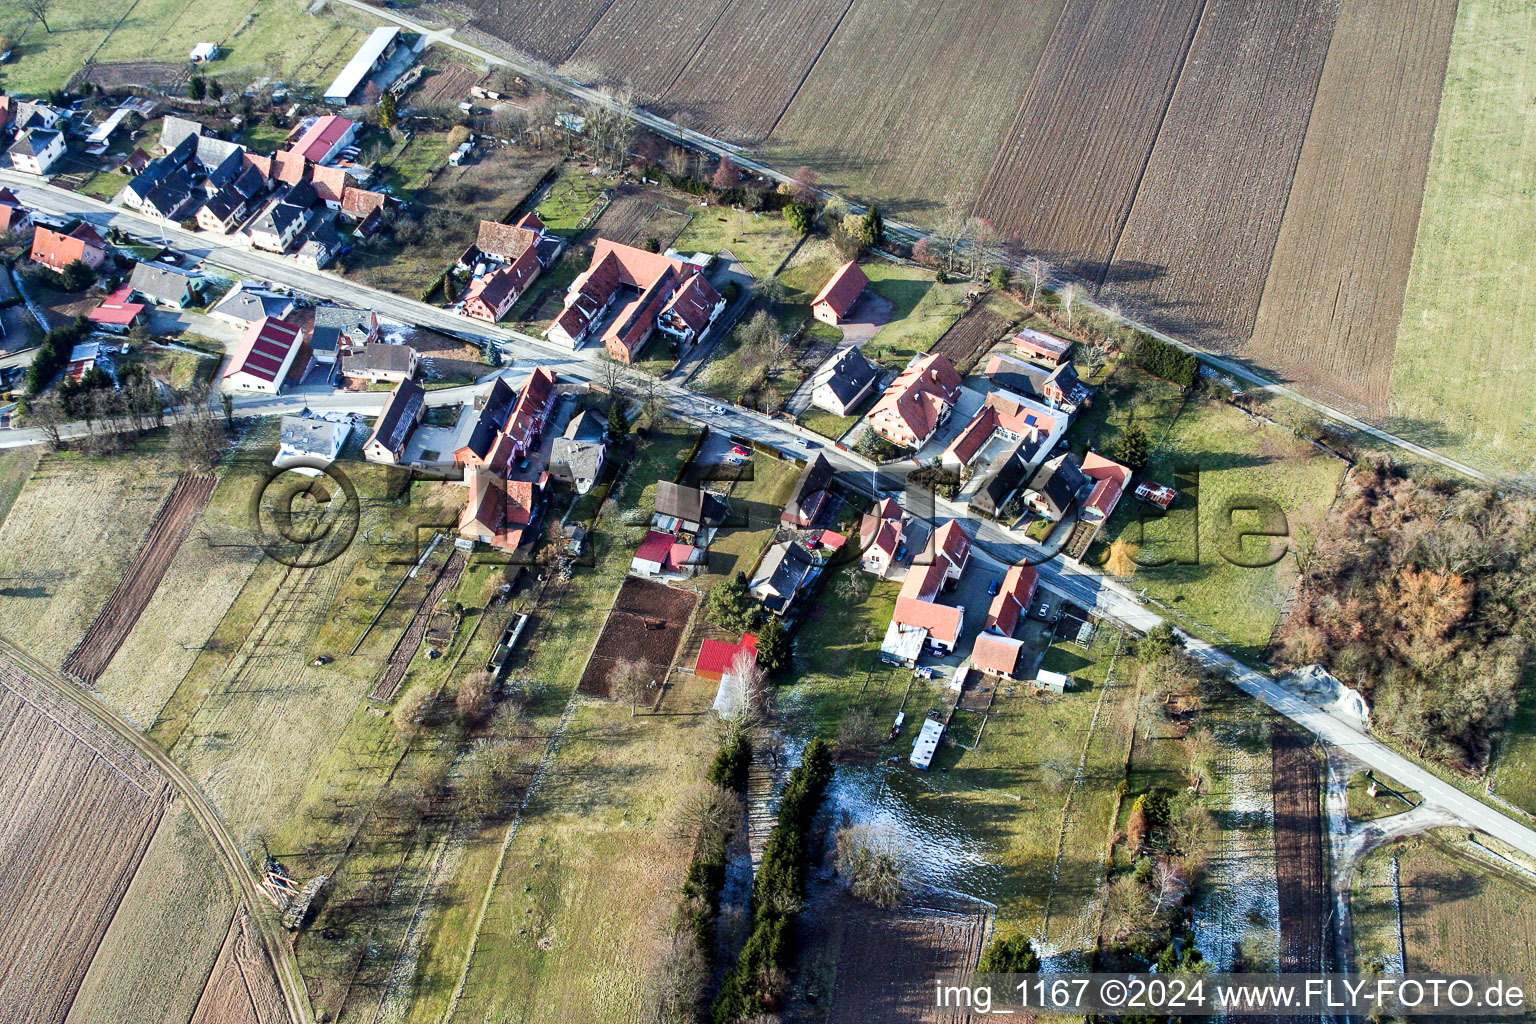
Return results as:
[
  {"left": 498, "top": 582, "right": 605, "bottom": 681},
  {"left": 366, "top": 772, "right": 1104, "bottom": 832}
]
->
[
  {"left": 1272, "top": 730, "right": 1326, "bottom": 972},
  {"left": 566, "top": 0, "right": 731, "bottom": 96},
  {"left": 1103, "top": 0, "right": 1340, "bottom": 346},
  {"left": 1248, "top": 0, "right": 1459, "bottom": 415},
  {"left": 972, "top": 0, "right": 1206, "bottom": 280},
  {"left": 577, "top": 576, "right": 695, "bottom": 698},
  {"left": 656, "top": 0, "right": 854, "bottom": 143},
  {"left": 467, "top": 0, "right": 616, "bottom": 65},
  {"left": 189, "top": 911, "right": 294, "bottom": 1024},
  {"left": 0, "top": 655, "right": 167, "bottom": 1024},
  {"left": 765, "top": 0, "right": 1065, "bottom": 217}
]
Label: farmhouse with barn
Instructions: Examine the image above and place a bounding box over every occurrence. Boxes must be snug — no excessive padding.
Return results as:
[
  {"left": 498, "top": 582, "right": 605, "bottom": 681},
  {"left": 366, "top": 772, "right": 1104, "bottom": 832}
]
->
[{"left": 881, "top": 520, "right": 972, "bottom": 666}]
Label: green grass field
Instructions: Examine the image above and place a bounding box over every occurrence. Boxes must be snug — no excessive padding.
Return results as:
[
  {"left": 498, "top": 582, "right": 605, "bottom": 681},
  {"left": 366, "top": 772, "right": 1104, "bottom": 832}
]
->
[
  {"left": 670, "top": 205, "right": 803, "bottom": 279},
  {"left": 1087, "top": 385, "right": 1347, "bottom": 657},
  {"left": 1389, "top": 0, "right": 1536, "bottom": 481},
  {"left": 1, "top": 0, "right": 380, "bottom": 95}
]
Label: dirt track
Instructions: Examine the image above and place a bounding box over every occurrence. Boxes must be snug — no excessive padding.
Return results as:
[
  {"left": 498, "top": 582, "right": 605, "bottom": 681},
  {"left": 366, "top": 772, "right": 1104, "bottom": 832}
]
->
[
  {"left": 64, "top": 473, "right": 216, "bottom": 684},
  {"left": 370, "top": 548, "right": 469, "bottom": 703},
  {"left": 1273, "top": 729, "right": 1327, "bottom": 971}
]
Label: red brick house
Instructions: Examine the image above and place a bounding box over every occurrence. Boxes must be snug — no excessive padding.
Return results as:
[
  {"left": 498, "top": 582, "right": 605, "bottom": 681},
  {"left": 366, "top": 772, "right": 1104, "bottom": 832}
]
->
[{"left": 811, "top": 260, "right": 868, "bottom": 325}]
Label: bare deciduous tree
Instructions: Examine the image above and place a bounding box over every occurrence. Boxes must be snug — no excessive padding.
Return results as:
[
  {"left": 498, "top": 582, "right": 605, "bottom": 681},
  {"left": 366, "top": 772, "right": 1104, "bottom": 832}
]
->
[
  {"left": 612, "top": 657, "right": 653, "bottom": 715},
  {"left": 1023, "top": 256, "right": 1050, "bottom": 309},
  {"left": 457, "top": 670, "right": 494, "bottom": 726},
  {"left": 20, "top": 0, "right": 56, "bottom": 32},
  {"left": 1059, "top": 281, "right": 1082, "bottom": 327}
]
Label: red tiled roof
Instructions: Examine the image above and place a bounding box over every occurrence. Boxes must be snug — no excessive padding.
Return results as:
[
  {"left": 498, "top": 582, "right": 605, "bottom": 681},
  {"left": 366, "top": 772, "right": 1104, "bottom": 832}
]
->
[
  {"left": 985, "top": 564, "right": 1038, "bottom": 637},
  {"left": 272, "top": 150, "right": 308, "bottom": 185},
  {"left": 899, "top": 561, "right": 946, "bottom": 603},
  {"left": 892, "top": 595, "right": 964, "bottom": 647},
  {"left": 224, "top": 316, "right": 303, "bottom": 384},
  {"left": 286, "top": 114, "right": 354, "bottom": 164},
  {"left": 310, "top": 164, "right": 349, "bottom": 204},
  {"left": 811, "top": 260, "right": 868, "bottom": 319},
  {"left": 31, "top": 225, "right": 105, "bottom": 271},
  {"left": 944, "top": 406, "right": 999, "bottom": 465},
  {"left": 1080, "top": 451, "right": 1131, "bottom": 518},
  {"left": 464, "top": 250, "right": 541, "bottom": 320},
  {"left": 696, "top": 633, "right": 758, "bottom": 680},
  {"left": 340, "top": 186, "right": 386, "bottom": 217},
  {"left": 934, "top": 519, "right": 972, "bottom": 572},
  {"left": 88, "top": 286, "right": 145, "bottom": 326},
  {"left": 867, "top": 353, "right": 962, "bottom": 445},
  {"left": 475, "top": 218, "right": 540, "bottom": 261},
  {"left": 0, "top": 204, "right": 29, "bottom": 234},
  {"left": 1014, "top": 327, "right": 1072, "bottom": 361},
  {"left": 659, "top": 272, "right": 722, "bottom": 336},
  {"left": 971, "top": 632, "right": 1024, "bottom": 677},
  {"left": 243, "top": 152, "right": 273, "bottom": 178}
]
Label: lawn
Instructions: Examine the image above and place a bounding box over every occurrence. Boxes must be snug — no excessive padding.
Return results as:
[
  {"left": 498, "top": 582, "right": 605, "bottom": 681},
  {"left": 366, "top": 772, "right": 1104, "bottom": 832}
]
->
[
  {"left": 1389, "top": 0, "right": 1536, "bottom": 481},
  {"left": 859, "top": 262, "right": 974, "bottom": 370},
  {"left": 1, "top": 0, "right": 381, "bottom": 95},
  {"left": 670, "top": 204, "right": 803, "bottom": 279},
  {"left": 0, "top": 446, "right": 40, "bottom": 530},
  {"left": 75, "top": 171, "right": 126, "bottom": 202},
  {"left": 1087, "top": 391, "right": 1347, "bottom": 658},
  {"left": 1346, "top": 769, "right": 1419, "bottom": 822},
  {"left": 533, "top": 164, "right": 615, "bottom": 238},
  {"left": 797, "top": 394, "right": 873, "bottom": 443},
  {"left": 422, "top": 421, "right": 714, "bottom": 1024}
]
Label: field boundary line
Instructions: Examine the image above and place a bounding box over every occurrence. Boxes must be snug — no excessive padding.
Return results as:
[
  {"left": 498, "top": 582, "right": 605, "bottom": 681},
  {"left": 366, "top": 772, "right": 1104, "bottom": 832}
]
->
[
  {"left": 760, "top": 0, "right": 858, "bottom": 142},
  {"left": 1095, "top": 0, "right": 1210, "bottom": 291}
]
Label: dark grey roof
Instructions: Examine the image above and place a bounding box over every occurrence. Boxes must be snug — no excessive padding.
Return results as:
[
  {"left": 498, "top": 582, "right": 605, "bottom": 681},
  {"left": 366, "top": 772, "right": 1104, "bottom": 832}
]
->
[
  {"left": 970, "top": 442, "right": 1031, "bottom": 517},
  {"left": 128, "top": 261, "right": 196, "bottom": 304},
  {"left": 820, "top": 347, "right": 879, "bottom": 406},
  {"left": 211, "top": 286, "right": 293, "bottom": 323},
  {"left": 284, "top": 180, "right": 318, "bottom": 209},
  {"left": 342, "top": 342, "right": 416, "bottom": 375},
  {"left": 478, "top": 378, "right": 515, "bottom": 432},
  {"left": 231, "top": 164, "right": 267, "bottom": 200},
  {"left": 366, "top": 380, "right": 424, "bottom": 457},
  {"left": 142, "top": 178, "right": 197, "bottom": 219},
  {"left": 159, "top": 116, "right": 206, "bottom": 153},
  {"left": 302, "top": 220, "right": 342, "bottom": 253},
  {"left": 313, "top": 304, "right": 377, "bottom": 335},
  {"left": 782, "top": 452, "right": 834, "bottom": 523},
  {"left": 460, "top": 420, "right": 497, "bottom": 460},
  {"left": 1026, "top": 453, "right": 1088, "bottom": 519},
  {"left": 563, "top": 409, "right": 607, "bottom": 443},
  {"left": 8, "top": 127, "right": 61, "bottom": 157},
  {"left": 752, "top": 540, "right": 817, "bottom": 613},
  {"left": 250, "top": 201, "right": 305, "bottom": 237},
  {"left": 199, "top": 187, "right": 245, "bottom": 223},
  {"left": 655, "top": 481, "right": 725, "bottom": 525}
]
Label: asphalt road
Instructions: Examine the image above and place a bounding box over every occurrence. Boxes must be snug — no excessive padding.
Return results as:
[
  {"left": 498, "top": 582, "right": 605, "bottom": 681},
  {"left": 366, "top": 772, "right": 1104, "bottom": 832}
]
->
[{"left": 5, "top": 175, "right": 1535, "bottom": 882}]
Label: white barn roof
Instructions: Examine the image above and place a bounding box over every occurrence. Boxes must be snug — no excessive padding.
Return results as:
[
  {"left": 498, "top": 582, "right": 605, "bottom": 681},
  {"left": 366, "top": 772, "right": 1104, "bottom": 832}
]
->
[
  {"left": 325, "top": 27, "right": 400, "bottom": 103},
  {"left": 910, "top": 717, "right": 945, "bottom": 769}
]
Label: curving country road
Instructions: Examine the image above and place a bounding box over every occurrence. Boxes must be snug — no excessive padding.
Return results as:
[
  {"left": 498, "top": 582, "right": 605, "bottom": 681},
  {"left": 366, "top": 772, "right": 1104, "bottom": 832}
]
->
[{"left": 0, "top": 637, "right": 314, "bottom": 1024}]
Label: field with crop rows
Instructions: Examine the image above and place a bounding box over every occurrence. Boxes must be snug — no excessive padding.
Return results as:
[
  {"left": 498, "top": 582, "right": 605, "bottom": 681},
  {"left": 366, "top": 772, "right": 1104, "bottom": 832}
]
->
[
  {"left": 764, "top": 0, "right": 1063, "bottom": 217},
  {"left": 1104, "top": 0, "right": 1338, "bottom": 345},
  {"left": 566, "top": 0, "right": 733, "bottom": 96},
  {"left": 0, "top": 447, "right": 185, "bottom": 665},
  {"left": 1248, "top": 0, "right": 1460, "bottom": 416},
  {"left": 64, "top": 474, "right": 216, "bottom": 685},
  {"left": 0, "top": 656, "right": 167, "bottom": 1024},
  {"left": 972, "top": 0, "right": 1205, "bottom": 280}
]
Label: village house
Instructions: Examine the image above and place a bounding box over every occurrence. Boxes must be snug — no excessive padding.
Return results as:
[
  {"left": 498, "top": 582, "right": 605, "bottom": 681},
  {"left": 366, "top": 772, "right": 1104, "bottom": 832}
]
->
[
  {"left": 881, "top": 519, "right": 973, "bottom": 665},
  {"left": 275, "top": 415, "right": 350, "bottom": 469},
  {"left": 245, "top": 199, "right": 312, "bottom": 253},
  {"left": 30, "top": 223, "right": 108, "bottom": 273},
  {"left": 338, "top": 186, "right": 390, "bottom": 237},
  {"left": 545, "top": 239, "right": 723, "bottom": 362},
  {"left": 454, "top": 369, "right": 559, "bottom": 551},
  {"left": 808, "top": 346, "right": 880, "bottom": 417},
  {"left": 779, "top": 452, "right": 835, "bottom": 529},
  {"left": 1062, "top": 451, "right": 1132, "bottom": 561},
  {"left": 864, "top": 352, "right": 962, "bottom": 450},
  {"left": 464, "top": 260, "right": 539, "bottom": 322},
  {"left": 695, "top": 633, "right": 757, "bottom": 683},
  {"left": 750, "top": 539, "right": 820, "bottom": 615},
  {"left": 8, "top": 128, "right": 65, "bottom": 175},
  {"left": 1013, "top": 327, "right": 1073, "bottom": 367},
  {"left": 310, "top": 305, "right": 380, "bottom": 373},
  {"left": 0, "top": 189, "right": 34, "bottom": 237},
  {"left": 459, "top": 470, "right": 543, "bottom": 552},
  {"left": 654, "top": 273, "right": 725, "bottom": 350},
  {"left": 297, "top": 221, "right": 344, "bottom": 271},
  {"left": 128, "top": 261, "right": 199, "bottom": 308},
  {"left": 341, "top": 342, "right": 419, "bottom": 385},
  {"left": 858, "top": 497, "right": 906, "bottom": 578},
  {"left": 222, "top": 316, "right": 307, "bottom": 394},
  {"left": 87, "top": 286, "right": 146, "bottom": 333},
  {"left": 810, "top": 260, "right": 868, "bottom": 326},
  {"left": 549, "top": 409, "right": 607, "bottom": 494},
  {"left": 653, "top": 480, "right": 726, "bottom": 537},
  {"left": 984, "top": 352, "right": 1088, "bottom": 412},
  {"left": 362, "top": 379, "right": 425, "bottom": 464},
  {"left": 284, "top": 114, "right": 358, "bottom": 165},
  {"left": 65, "top": 341, "right": 116, "bottom": 383},
  {"left": 941, "top": 389, "right": 1069, "bottom": 476},
  {"left": 630, "top": 529, "right": 702, "bottom": 578},
  {"left": 309, "top": 165, "right": 351, "bottom": 208},
  {"left": 209, "top": 283, "right": 294, "bottom": 328},
  {"left": 1021, "top": 452, "right": 1090, "bottom": 522}
]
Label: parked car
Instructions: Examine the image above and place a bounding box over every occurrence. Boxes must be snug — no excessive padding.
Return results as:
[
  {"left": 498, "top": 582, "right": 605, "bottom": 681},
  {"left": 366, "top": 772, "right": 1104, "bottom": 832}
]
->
[{"left": 987, "top": 578, "right": 1001, "bottom": 596}]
